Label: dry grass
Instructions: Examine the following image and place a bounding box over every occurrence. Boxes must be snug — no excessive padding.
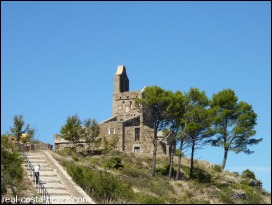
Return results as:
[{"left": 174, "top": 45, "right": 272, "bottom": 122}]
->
[{"left": 52, "top": 149, "right": 271, "bottom": 204}]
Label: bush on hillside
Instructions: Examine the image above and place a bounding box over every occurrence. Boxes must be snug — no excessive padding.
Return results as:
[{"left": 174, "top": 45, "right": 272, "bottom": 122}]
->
[
  {"left": 244, "top": 191, "right": 264, "bottom": 204},
  {"left": 103, "top": 156, "right": 123, "bottom": 169},
  {"left": 66, "top": 162, "right": 133, "bottom": 203},
  {"left": 220, "top": 187, "right": 234, "bottom": 204},
  {"left": 192, "top": 167, "right": 212, "bottom": 183},
  {"left": 134, "top": 193, "right": 165, "bottom": 204},
  {"left": 77, "top": 149, "right": 103, "bottom": 157},
  {"left": 156, "top": 164, "right": 176, "bottom": 177},
  {"left": 212, "top": 164, "right": 222, "bottom": 172},
  {"left": 1, "top": 136, "right": 24, "bottom": 196},
  {"left": 241, "top": 169, "right": 256, "bottom": 180}
]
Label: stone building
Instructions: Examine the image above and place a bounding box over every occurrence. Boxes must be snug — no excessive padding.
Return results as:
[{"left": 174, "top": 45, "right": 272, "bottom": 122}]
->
[{"left": 54, "top": 65, "right": 167, "bottom": 154}]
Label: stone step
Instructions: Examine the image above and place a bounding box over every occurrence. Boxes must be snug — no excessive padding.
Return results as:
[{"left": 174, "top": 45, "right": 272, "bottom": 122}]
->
[
  {"left": 27, "top": 160, "right": 48, "bottom": 164},
  {"left": 25, "top": 168, "right": 54, "bottom": 172},
  {"left": 43, "top": 183, "right": 66, "bottom": 190},
  {"left": 26, "top": 158, "right": 44, "bottom": 162},
  {"left": 26, "top": 159, "right": 47, "bottom": 163},
  {"left": 25, "top": 163, "right": 50, "bottom": 168},
  {"left": 25, "top": 154, "right": 44, "bottom": 158},
  {"left": 23, "top": 166, "right": 53, "bottom": 172},
  {"left": 23, "top": 164, "right": 54, "bottom": 171},
  {"left": 47, "top": 189, "right": 70, "bottom": 196},
  {"left": 27, "top": 171, "right": 57, "bottom": 177},
  {"left": 26, "top": 158, "right": 43, "bottom": 160},
  {"left": 40, "top": 168, "right": 55, "bottom": 171},
  {"left": 25, "top": 154, "right": 44, "bottom": 157},
  {"left": 38, "top": 177, "right": 61, "bottom": 183},
  {"left": 28, "top": 163, "right": 51, "bottom": 168},
  {"left": 29, "top": 183, "right": 69, "bottom": 195}
]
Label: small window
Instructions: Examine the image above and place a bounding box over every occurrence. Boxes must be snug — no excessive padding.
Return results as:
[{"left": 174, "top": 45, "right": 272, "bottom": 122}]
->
[
  {"left": 135, "top": 128, "right": 140, "bottom": 141},
  {"left": 108, "top": 128, "right": 115, "bottom": 135},
  {"left": 130, "top": 101, "right": 133, "bottom": 108},
  {"left": 134, "top": 146, "right": 140, "bottom": 153}
]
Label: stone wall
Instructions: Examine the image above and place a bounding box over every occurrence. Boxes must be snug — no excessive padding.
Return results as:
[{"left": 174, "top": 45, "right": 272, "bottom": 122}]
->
[
  {"left": 99, "top": 122, "right": 123, "bottom": 151},
  {"left": 124, "top": 125, "right": 153, "bottom": 153},
  {"left": 54, "top": 134, "right": 89, "bottom": 150},
  {"left": 112, "top": 91, "right": 142, "bottom": 120}
]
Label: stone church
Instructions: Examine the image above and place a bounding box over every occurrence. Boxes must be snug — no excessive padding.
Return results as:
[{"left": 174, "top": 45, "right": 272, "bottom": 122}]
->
[{"left": 54, "top": 65, "right": 167, "bottom": 154}]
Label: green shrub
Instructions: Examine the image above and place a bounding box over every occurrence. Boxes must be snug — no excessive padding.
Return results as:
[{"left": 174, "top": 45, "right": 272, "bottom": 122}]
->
[
  {"left": 240, "top": 179, "right": 251, "bottom": 186},
  {"left": 72, "top": 155, "right": 79, "bottom": 161},
  {"left": 103, "top": 156, "right": 123, "bottom": 169},
  {"left": 191, "top": 199, "right": 210, "bottom": 204},
  {"left": 156, "top": 164, "right": 170, "bottom": 175},
  {"left": 1, "top": 136, "right": 24, "bottom": 195},
  {"left": 66, "top": 162, "right": 133, "bottom": 203},
  {"left": 233, "top": 183, "right": 253, "bottom": 194},
  {"left": 78, "top": 149, "right": 103, "bottom": 157},
  {"left": 244, "top": 192, "right": 264, "bottom": 204},
  {"left": 192, "top": 167, "right": 211, "bottom": 183},
  {"left": 241, "top": 169, "right": 256, "bottom": 180},
  {"left": 220, "top": 187, "right": 234, "bottom": 204},
  {"left": 179, "top": 194, "right": 188, "bottom": 203},
  {"left": 64, "top": 148, "right": 73, "bottom": 155},
  {"left": 135, "top": 193, "right": 165, "bottom": 204},
  {"left": 122, "top": 166, "right": 150, "bottom": 179},
  {"left": 235, "top": 181, "right": 264, "bottom": 204},
  {"left": 181, "top": 165, "right": 190, "bottom": 179},
  {"left": 156, "top": 164, "right": 176, "bottom": 177},
  {"left": 149, "top": 176, "right": 174, "bottom": 196},
  {"left": 212, "top": 164, "right": 222, "bottom": 172}
]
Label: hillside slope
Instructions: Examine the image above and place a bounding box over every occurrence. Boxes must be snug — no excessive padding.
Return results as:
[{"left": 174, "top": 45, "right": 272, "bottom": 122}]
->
[{"left": 52, "top": 149, "right": 271, "bottom": 204}]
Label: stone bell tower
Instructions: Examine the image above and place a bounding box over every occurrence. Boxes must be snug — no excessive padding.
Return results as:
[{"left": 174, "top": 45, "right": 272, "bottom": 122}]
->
[
  {"left": 114, "top": 65, "right": 129, "bottom": 94},
  {"left": 112, "top": 65, "right": 130, "bottom": 117}
]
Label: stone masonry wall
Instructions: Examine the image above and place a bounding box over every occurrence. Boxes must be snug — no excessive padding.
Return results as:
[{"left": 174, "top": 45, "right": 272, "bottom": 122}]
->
[
  {"left": 99, "top": 122, "right": 123, "bottom": 151},
  {"left": 124, "top": 125, "right": 153, "bottom": 153},
  {"left": 112, "top": 91, "right": 142, "bottom": 121}
]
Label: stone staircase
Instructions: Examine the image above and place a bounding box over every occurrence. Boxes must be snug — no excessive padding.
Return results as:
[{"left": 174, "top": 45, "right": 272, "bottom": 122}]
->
[{"left": 22, "top": 151, "right": 95, "bottom": 204}]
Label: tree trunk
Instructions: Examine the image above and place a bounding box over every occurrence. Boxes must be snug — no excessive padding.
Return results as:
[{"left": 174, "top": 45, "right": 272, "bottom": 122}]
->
[
  {"left": 168, "top": 138, "right": 174, "bottom": 179},
  {"left": 151, "top": 129, "right": 158, "bottom": 177},
  {"left": 176, "top": 140, "right": 183, "bottom": 180},
  {"left": 168, "top": 141, "right": 172, "bottom": 164},
  {"left": 189, "top": 140, "right": 195, "bottom": 179},
  {"left": 221, "top": 147, "right": 229, "bottom": 169}
]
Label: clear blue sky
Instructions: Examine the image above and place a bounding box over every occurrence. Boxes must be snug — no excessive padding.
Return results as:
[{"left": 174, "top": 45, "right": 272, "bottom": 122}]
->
[{"left": 1, "top": 2, "right": 271, "bottom": 192}]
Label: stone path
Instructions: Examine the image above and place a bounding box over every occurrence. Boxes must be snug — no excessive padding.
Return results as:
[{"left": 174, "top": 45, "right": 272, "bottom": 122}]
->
[{"left": 22, "top": 151, "right": 95, "bottom": 204}]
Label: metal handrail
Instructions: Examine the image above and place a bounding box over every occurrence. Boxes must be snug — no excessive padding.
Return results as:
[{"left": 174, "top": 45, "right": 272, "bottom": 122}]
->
[{"left": 17, "top": 144, "right": 52, "bottom": 204}]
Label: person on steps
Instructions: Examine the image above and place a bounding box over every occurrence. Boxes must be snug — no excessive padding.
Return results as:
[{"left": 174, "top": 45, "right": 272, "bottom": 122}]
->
[
  {"left": 31, "top": 143, "right": 35, "bottom": 152},
  {"left": 34, "top": 164, "right": 40, "bottom": 184}
]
